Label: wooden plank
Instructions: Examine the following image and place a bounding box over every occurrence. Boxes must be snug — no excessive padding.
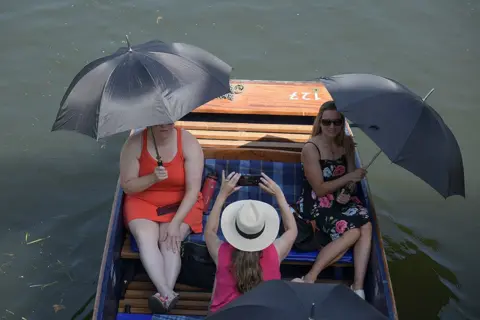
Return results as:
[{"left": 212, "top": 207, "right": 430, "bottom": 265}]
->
[
  {"left": 117, "top": 307, "right": 208, "bottom": 316},
  {"left": 282, "top": 260, "right": 353, "bottom": 267},
  {"left": 198, "top": 139, "right": 303, "bottom": 150},
  {"left": 125, "top": 290, "right": 212, "bottom": 300},
  {"left": 119, "top": 299, "right": 209, "bottom": 309},
  {"left": 176, "top": 121, "right": 312, "bottom": 134},
  {"left": 122, "top": 243, "right": 351, "bottom": 267},
  {"left": 128, "top": 281, "right": 206, "bottom": 292},
  {"left": 188, "top": 129, "right": 310, "bottom": 143},
  {"left": 192, "top": 80, "right": 331, "bottom": 117},
  {"left": 203, "top": 148, "right": 301, "bottom": 163}
]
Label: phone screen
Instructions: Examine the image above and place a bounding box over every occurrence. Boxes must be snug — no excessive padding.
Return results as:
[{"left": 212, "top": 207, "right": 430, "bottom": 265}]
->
[{"left": 237, "top": 175, "right": 262, "bottom": 186}]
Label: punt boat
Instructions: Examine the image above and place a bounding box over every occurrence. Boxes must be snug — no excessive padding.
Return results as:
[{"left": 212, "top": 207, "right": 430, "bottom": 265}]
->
[{"left": 92, "top": 80, "right": 399, "bottom": 320}]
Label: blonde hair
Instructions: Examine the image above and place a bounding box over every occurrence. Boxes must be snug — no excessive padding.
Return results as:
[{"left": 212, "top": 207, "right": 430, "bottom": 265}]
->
[
  {"left": 311, "top": 101, "right": 346, "bottom": 147},
  {"left": 230, "top": 249, "right": 263, "bottom": 294}
]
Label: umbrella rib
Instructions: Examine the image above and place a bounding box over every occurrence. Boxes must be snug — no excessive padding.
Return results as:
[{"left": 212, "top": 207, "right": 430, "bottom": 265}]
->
[{"left": 135, "top": 54, "right": 174, "bottom": 122}]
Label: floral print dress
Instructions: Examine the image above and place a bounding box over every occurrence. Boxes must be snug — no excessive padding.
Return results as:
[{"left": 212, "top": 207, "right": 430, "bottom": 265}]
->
[{"left": 295, "top": 148, "right": 370, "bottom": 243}]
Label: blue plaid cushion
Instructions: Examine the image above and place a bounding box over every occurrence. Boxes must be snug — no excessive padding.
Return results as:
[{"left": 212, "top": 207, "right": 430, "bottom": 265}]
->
[{"left": 129, "top": 158, "right": 353, "bottom": 264}]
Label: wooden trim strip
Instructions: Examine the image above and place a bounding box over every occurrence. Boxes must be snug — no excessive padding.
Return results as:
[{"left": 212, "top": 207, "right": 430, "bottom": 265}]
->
[
  {"left": 188, "top": 130, "right": 310, "bottom": 143},
  {"left": 192, "top": 106, "right": 319, "bottom": 116}
]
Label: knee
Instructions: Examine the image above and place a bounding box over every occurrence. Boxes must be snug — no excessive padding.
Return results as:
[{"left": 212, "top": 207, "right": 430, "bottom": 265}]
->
[
  {"left": 134, "top": 233, "right": 158, "bottom": 249},
  {"left": 345, "top": 228, "right": 361, "bottom": 240},
  {"left": 360, "top": 222, "right": 372, "bottom": 236}
]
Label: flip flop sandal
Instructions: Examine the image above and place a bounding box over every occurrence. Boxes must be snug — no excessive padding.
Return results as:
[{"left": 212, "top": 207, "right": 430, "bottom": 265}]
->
[
  {"left": 148, "top": 294, "right": 168, "bottom": 314},
  {"left": 165, "top": 293, "right": 180, "bottom": 312}
]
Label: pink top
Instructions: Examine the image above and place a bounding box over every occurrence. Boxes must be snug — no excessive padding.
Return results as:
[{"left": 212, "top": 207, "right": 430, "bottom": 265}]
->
[{"left": 209, "top": 242, "right": 281, "bottom": 313}]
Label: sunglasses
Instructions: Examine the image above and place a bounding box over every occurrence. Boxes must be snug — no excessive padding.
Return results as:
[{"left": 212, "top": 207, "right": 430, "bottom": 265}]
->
[{"left": 321, "top": 119, "right": 343, "bottom": 126}]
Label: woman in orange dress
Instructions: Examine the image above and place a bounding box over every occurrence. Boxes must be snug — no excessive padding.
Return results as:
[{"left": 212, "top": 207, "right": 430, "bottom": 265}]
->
[{"left": 119, "top": 123, "right": 204, "bottom": 313}]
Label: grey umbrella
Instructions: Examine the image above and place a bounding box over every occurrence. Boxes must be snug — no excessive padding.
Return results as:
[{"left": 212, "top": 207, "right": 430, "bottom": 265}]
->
[
  {"left": 52, "top": 36, "right": 232, "bottom": 140},
  {"left": 317, "top": 73, "right": 465, "bottom": 198}
]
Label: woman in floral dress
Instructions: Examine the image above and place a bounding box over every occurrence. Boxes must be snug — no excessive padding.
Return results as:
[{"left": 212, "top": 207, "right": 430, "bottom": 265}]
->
[{"left": 292, "top": 101, "right": 372, "bottom": 300}]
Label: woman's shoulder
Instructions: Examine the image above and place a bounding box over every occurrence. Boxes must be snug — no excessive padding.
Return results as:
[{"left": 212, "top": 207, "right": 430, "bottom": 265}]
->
[
  {"left": 121, "top": 130, "right": 143, "bottom": 156},
  {"left": 179, "top": 128, "right": 203, "bottom": 158},
  {"left": 180, "top": 128, "right": 200, "bottom": 144},
  {"left": 301, "top": 138, "right": 321, "bottom": 159}
]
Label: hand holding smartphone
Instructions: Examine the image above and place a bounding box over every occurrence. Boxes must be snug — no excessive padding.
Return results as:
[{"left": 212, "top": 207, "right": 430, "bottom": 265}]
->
[{"left": 236, "top": 174, "right": 262, "bottom": 186}]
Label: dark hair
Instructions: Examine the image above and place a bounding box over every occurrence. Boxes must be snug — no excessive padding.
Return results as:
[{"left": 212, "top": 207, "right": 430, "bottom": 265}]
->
[
  {"left": 230, "top": 249, "right": 263, "bottom": 294},
  {"left": 311, "top": 101, "right": 346, "bottom": 146}
]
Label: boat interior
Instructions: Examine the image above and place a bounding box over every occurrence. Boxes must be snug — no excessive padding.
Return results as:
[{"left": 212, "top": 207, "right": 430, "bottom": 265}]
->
[{"left": 93, "top": 80, "right": 397, "bottom": 320}]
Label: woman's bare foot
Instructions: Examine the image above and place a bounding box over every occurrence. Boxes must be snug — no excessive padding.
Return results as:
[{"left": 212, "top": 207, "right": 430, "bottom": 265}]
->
[{"left": 302, "top": 273, "right": 317, "bottom": 283}]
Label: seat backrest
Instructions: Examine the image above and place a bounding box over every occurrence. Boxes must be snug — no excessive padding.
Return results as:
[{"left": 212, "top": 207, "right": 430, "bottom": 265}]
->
[{"left": 202, "top": 159, "right": 303, "bottom": 213}]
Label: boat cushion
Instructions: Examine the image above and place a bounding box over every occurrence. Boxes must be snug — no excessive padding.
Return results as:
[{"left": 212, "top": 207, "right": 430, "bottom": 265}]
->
[{"left": 129, "top": 158, "right": 353, "bottom": 264}]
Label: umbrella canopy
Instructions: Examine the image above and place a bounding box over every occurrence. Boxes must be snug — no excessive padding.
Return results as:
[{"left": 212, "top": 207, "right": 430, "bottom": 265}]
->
[
  {"left": 317, "top": 73, "right": 465, "bottom": 198},
  {"left": 206, "top": 280, "right": 388, "bottom": 320},
  {"left": 51, "top": 37, "right": 232, "bottom": 140}
]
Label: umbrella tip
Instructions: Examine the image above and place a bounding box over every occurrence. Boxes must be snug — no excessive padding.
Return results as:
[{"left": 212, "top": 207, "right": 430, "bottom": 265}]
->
[
  {"left": 422, "top": 88, "right": 435, "bottom": 102},
  {"left": 125, "top": 35, "right": 132, "bottom": 52},
  {"left": 308, "top": 302, "right": 315, "bottom": 320}
]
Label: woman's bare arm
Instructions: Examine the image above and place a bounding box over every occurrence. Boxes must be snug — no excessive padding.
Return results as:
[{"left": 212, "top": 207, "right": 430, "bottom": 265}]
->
[
  {"left": 273, "top": 193, "right": 298, "bottom": 261},
  {"left": 171, "top": 130, "right": 204, "bottom": 225},
  {"left": 204, "top": 192, "right": 226, "bottom": 265},
  {"left": 119, "top": 133, "right": 158, "bottom": 194},
  {"left": 344, "top": 136, "right": 357, "bottom": 173},
  {"left": 302, "top": 143, "right": 353, "bottom": 197},
  {"left": 343, "top": 136, "right": 359, "bottom": 193}
]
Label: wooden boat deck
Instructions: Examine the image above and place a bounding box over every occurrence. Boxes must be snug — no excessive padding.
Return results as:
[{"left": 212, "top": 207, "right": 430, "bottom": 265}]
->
[
  {"left": 93, "top": 80, "right": 398, "bottom": 320},
  {"left": 118, "top": 274, "right": 351, "bottom": 316}
]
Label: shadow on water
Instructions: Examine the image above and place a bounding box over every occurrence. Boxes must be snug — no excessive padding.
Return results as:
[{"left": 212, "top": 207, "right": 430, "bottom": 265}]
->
[{"left": 382, "top": 223, "right": 468, "bottom": 320}]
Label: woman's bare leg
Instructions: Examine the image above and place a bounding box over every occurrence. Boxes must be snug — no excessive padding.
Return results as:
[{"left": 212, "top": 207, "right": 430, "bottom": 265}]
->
[
  {"left": 128, "top": 219, "right": 172, "bottom": 297},
  {"left": 352, "top": 222, "right": 372, "bottom": 290},
  {"left": 303, "top": 228, "right": 360, "bottom": 283},
  {"left": 159, "top": 222, "right": 191, "bottom": 293}
]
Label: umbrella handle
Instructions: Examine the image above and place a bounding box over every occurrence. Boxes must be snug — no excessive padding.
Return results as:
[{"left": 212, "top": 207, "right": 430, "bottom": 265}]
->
[
  {"left": 364, "top": 149, "right": 382, "bottom": 170},
  {"left": 149, "top": 127, "right": 163, "bottom": 167}
]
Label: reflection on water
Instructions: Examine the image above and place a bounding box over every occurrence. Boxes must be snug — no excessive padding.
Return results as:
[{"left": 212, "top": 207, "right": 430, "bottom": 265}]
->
[{"left": 71, "top": 293, "right": 94, "bottom": 320}]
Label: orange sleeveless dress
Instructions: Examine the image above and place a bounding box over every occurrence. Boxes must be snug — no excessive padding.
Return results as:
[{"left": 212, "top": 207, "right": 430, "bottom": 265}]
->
[{"left": 123, "top": 127, "right": 204, "bottom": 233}]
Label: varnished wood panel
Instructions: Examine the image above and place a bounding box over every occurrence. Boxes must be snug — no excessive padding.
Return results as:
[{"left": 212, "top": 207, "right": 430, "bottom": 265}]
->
[
  {"left": 116, "top": 307, "right": 208, "bottom": 316},
  {"left": 197, "top": 139, "right": 303, "bottom": 151},
  {"left": 188, "top": 130, "right": 310, "bottom": 143},
  {"left": 192, "top": 80, "right": 331, "bottom": 116},
  {"left": 176, "top": 121, "right": 312, "bottom": 134},
  {"left": 203, "top": 148, "right": 301, "bottom": 163}
]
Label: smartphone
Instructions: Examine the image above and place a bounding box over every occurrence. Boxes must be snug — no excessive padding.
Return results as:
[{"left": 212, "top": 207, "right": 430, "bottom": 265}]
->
[{"left": 237, "top": 174, "right": 262, "bottom": 186}]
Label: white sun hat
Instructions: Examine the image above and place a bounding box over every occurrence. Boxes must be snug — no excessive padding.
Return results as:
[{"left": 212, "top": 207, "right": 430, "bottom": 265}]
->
[{"left": 221, "top": 200, "right": 280, "bottom": 252}]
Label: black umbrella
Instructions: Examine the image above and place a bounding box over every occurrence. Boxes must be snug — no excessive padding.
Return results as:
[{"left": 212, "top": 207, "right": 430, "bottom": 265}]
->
[
  {"left": 206, "top": 280, "right": 388, "bottom": 320},
  {"left": 52, "top": 36, "right": 232, "bottom": 140},
  {"left": 317, "top": 73, "right": 465, "bottom": 198}
]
